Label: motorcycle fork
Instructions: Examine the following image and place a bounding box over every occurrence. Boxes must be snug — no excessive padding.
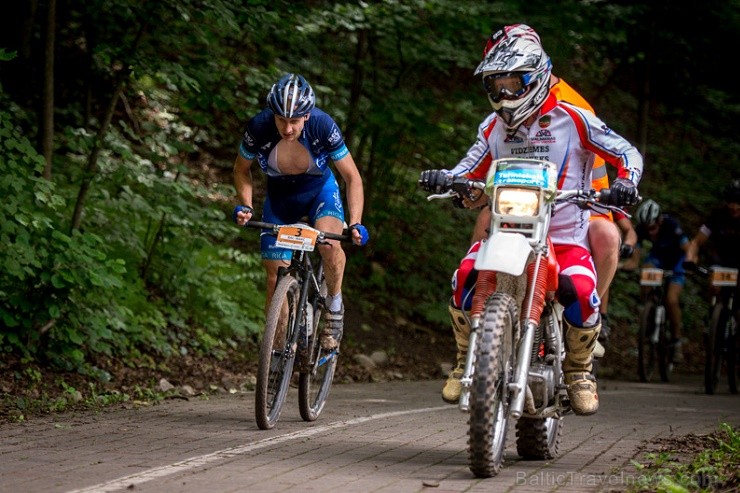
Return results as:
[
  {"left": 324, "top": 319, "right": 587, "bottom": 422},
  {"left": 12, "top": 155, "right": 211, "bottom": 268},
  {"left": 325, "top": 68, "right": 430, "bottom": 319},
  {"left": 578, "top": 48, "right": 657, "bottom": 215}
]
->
[{"left": 459, "top": 253, "right": 547, "bottom": 417}]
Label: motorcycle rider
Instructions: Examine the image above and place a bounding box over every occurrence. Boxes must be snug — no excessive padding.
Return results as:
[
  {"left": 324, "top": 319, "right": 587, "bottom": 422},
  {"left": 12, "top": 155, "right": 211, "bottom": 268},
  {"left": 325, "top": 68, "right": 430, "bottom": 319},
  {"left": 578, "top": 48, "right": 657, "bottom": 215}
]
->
[
  {"left": 420, "top": 25, "right": 643, "bottom": 415},
  {"left": 450, "top": 24, "right": 628, "bottom": 399}
]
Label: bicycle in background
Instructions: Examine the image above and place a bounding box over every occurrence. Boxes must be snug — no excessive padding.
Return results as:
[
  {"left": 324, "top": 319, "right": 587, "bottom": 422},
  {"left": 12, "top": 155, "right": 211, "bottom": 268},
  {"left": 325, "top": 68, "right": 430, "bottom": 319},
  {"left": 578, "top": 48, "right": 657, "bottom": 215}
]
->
[
  {"left": 686, "top": 263, "right": 738, "bottom": 395},
  {"left": 245, "top": 221, "right": 352, "bottom": 430},
  {"left": 637, "top": 267, "right": 680, "bottom": 383}
]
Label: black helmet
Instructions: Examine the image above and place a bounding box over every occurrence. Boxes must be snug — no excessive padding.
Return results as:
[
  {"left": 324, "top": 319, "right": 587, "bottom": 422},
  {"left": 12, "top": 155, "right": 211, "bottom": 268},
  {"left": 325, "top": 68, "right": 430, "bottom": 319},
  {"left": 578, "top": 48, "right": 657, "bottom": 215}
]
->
[
  {"left": 722, "top": 179, "right": 740, "bottom": 204},
  {"left": 266, "top": 73, "right": 315, "bottom": 118}
]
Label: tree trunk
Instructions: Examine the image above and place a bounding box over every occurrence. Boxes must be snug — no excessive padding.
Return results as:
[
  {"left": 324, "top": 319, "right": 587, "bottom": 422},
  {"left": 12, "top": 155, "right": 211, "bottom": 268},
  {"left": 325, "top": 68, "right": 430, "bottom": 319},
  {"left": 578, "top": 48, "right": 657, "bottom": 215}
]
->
[{"left": 42, "top": 0, "right": 56, "bottom": 180}]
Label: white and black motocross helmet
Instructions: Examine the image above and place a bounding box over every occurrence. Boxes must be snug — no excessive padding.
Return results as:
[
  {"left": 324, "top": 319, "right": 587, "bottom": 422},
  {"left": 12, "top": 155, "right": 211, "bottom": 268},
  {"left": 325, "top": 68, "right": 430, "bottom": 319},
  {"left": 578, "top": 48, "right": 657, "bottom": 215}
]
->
[
  {"left": 266, "top": 73, "right": 315, "bottom": 118},
  {"left": 474, "top": 27, "right": 552, "bottom": 129}
]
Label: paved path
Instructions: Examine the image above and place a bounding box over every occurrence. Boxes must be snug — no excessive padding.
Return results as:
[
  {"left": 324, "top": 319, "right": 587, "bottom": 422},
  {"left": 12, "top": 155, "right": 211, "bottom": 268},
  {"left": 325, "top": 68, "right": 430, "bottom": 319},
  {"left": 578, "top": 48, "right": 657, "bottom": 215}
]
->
[{"left": 0, "top": 376, "right": 737, "bottom": 493}]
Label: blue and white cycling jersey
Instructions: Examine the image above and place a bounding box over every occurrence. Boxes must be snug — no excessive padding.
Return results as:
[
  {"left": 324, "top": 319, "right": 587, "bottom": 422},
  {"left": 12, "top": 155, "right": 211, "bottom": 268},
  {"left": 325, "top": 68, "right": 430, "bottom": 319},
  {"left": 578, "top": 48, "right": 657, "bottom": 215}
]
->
[
  {"left": 239, "top": 107, "right": 349, "bottom": 177},
  {"left": 238, "top": 107, "right": 350, "bottom": 260}
]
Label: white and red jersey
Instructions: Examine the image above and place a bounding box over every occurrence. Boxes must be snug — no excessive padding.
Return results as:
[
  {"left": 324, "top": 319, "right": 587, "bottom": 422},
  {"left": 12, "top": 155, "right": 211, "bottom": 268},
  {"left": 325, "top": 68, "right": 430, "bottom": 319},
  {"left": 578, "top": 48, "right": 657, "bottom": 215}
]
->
[{"left": 450, "top": 93, "right": 643, "bottom": 249}]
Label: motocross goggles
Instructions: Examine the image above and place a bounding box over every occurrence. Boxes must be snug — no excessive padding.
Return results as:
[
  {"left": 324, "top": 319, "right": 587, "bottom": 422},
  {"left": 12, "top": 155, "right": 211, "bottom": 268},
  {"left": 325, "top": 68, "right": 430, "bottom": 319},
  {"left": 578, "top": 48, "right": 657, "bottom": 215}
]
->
[{"left": 483, "top": 72, "right": 530, "bottom": 103}]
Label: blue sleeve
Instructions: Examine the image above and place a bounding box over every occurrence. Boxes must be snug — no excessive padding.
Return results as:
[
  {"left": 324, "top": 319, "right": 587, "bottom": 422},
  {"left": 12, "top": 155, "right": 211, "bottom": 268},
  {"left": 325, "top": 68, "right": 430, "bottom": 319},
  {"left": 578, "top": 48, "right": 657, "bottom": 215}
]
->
[{"left": 239, "top": 109, "right": 274, "bottom": 160}]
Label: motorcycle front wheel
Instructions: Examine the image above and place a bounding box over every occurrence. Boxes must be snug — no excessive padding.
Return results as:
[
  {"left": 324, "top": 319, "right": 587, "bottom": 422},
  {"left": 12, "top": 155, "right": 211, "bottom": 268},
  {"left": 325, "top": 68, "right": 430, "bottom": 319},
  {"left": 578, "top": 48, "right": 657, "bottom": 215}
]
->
[{"left": 468, "top": 292, "right": 518, "bottom": 478}]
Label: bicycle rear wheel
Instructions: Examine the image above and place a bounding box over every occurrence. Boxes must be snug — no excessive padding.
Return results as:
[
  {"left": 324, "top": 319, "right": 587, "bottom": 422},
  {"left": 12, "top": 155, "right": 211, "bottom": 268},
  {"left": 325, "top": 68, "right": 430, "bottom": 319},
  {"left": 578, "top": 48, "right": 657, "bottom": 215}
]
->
[
  {"left": 255, "top": 275, "right": 300, "bottom": 430},
  {"left": 298, "top": 281, "right": 338, "bottom": 422}
]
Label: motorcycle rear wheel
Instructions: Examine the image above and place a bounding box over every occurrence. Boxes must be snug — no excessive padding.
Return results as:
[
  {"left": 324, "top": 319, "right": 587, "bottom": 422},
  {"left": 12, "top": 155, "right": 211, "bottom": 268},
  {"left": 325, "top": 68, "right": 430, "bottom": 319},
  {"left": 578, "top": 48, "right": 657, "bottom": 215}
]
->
[{"left": 468, "top": 293, "right": 518, "bottom": 478}]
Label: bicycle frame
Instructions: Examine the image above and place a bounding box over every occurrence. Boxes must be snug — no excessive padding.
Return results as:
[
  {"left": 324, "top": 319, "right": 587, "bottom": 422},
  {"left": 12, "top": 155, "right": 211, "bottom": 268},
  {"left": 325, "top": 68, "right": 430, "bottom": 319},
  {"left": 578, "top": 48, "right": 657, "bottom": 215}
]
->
[
  {"left": 247, "top": 220, "right": 350, "bottom": 429},
  {"left": 637, "top": 267, "right": 674, "bottom": 382},
  {"left": 698, "top": 266, "right": 738, "bottom": 394}
]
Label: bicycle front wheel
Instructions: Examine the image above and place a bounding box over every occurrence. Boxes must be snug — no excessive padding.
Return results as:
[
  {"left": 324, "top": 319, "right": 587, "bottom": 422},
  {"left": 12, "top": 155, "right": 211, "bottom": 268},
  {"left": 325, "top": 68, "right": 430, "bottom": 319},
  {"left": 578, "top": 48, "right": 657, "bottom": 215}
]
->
[
  {"left": 705, "top": 303, "right": 737, "bottom": 395},
  {"left": 255, "top": 275, "right": 300, "bottom": 430},
  {"left": 637, "top": 301, "right": 657, "bottom": 382},
  {"left": 298, "top": 281, "right": 338, "bottom": 422}
]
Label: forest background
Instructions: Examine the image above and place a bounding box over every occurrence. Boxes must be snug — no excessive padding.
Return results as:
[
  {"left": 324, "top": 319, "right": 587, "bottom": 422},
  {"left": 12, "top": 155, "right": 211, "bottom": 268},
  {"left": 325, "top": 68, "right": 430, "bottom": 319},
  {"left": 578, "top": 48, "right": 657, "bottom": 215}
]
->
[{"left": 1, "top": 0, "right": 738, "bottom": 412}]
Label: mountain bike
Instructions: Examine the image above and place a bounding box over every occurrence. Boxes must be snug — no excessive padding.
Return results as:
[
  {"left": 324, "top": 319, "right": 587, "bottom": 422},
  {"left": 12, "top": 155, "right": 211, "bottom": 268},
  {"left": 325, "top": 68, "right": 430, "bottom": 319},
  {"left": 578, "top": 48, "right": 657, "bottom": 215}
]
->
[
  {"left": 686, "top": 263, "right": 738, "bottom": 395},
  {"left": 245, "top": 220, "right": 352, "bottom": 430},
  {"left": 637, "top": 267, "right": 678, "bottom": 383}
]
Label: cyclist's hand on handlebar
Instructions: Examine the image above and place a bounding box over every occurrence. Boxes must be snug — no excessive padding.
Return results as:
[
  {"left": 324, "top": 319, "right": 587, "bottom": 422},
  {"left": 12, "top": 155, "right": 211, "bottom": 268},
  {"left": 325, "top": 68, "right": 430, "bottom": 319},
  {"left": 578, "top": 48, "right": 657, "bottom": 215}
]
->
[
  {"left": 419, "top": 169, "right": 453, "bottom": 194},
  {"left": 619, "top": 243, "right": 634, "bottom": 260},
  {"left": 349, "top": 223, "right": 370, "bottom": 246},
  {"left": 232, "top": 205, "right": 253, "bottom": 226},
  {"left": 606, "top": 178, "right": 639, "bottom": 207}
]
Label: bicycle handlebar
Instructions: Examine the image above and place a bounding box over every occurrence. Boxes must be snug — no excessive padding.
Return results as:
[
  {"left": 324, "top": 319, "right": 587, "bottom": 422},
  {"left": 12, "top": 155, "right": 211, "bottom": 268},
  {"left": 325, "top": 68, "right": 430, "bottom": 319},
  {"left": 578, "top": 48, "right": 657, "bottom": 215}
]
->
[{"left": 244, "top": 220, "right": 353, "bottom": 243}]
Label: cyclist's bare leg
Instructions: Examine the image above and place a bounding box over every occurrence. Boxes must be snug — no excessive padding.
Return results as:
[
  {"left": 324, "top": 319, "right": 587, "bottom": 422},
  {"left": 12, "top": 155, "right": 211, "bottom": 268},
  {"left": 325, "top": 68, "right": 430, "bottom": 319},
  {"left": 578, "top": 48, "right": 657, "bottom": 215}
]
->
[
  {"left": 666, "top": 282, "right": 684, "bottom": 340},
  {"left": 314, "top": 216, "right": 346, "bottom": 299},
  {"left": 471, "top": 207, "right": 490, "bottom": 244},
  {"left": 315, "top": 216, "right": 346, "bottom": 350},
  {"left": 589, "top": 218, "right": 620, "bottom": 299}
]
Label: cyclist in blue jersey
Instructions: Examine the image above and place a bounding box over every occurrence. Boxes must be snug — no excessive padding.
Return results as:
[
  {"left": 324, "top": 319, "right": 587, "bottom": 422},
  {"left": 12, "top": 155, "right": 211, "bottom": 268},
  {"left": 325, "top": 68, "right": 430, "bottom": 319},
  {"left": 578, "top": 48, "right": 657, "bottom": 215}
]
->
[
  {"left": 232, "top": 73, "right": 369, "bottom": 351},
  {"left": 625, "top": 198, "right": 690, "bottom": 362}
]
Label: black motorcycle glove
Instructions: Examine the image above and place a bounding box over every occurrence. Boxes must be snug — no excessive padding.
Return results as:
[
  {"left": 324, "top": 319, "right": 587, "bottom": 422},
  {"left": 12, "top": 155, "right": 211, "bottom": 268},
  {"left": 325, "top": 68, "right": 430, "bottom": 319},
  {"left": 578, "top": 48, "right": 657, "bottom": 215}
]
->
[
  {"left": 609, "top": 178, "right": 639, "bottom": 207},
  {"left": 419, "top": 169, "right": 453, "bottom": 194}
]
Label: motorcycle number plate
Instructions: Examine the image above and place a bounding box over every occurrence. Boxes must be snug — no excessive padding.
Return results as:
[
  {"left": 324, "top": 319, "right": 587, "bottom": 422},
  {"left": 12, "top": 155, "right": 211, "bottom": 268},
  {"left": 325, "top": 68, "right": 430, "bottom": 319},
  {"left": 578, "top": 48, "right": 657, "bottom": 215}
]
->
[
  {"left": 275, "top": 225, "right": 319, "bottom": 252},
  {"left": 640, "top": 267, "right": 664, "bottom": 286},
  {"left": 710, "top": 267, "right": 738, "bottom": 287}
]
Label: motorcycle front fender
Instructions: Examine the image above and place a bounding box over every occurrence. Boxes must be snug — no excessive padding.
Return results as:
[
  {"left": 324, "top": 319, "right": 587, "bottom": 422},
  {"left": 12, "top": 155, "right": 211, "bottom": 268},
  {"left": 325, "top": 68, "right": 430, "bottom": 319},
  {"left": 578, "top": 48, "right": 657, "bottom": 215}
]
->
[{"left": 474, "top": 232, "right": 532, "bottom": 275}]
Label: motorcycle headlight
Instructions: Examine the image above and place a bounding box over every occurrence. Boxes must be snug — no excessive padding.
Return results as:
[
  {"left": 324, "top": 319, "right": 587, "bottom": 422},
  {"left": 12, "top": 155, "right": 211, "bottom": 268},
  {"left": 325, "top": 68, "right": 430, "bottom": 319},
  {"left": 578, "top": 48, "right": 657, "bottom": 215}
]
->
[{"left": 495, "top": 188, "right": 539, "bottom": 216}]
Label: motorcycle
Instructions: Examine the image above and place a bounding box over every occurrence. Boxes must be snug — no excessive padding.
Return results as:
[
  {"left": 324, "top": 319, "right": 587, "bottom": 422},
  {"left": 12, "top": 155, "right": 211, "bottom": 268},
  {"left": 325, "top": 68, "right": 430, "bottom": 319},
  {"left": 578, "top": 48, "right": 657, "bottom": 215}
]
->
[{"left": 425, "top": 157, "right": 626, "bottom": 478}]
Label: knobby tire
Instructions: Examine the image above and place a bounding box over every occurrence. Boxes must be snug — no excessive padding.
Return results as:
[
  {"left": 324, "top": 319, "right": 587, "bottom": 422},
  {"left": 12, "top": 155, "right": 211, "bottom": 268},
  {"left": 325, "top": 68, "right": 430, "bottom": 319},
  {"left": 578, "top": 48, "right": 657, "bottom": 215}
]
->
[
  {"left": 255, "top": 275, "right": 300, "bottom": 430},
  {"left": 298, "top": 280, "right": 338, "bottom": 421},
  {"left": 468, "top": 293, "right": 518, "bottom": 478}
]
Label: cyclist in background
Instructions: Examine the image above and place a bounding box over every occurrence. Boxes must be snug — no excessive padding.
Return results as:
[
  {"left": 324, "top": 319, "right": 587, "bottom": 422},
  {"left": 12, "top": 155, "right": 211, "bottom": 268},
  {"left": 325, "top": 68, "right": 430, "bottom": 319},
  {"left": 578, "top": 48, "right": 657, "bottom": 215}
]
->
[
  {"left": 686, "top": 179, "right": 740, "bottom": 298},
  {"left": 625, "top": 199, "right": 690, "bottom": 362}
]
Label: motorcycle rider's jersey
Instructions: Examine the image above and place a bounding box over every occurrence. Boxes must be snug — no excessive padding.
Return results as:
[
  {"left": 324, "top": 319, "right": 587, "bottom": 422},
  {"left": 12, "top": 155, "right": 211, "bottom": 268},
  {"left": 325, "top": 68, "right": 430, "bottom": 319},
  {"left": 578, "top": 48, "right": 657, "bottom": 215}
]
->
[
  {"left": 450, "top": 93, "right": 643, "bottom": 249},
  {"left": 238, "top": 107, "right": 349, "bottom": 179}
]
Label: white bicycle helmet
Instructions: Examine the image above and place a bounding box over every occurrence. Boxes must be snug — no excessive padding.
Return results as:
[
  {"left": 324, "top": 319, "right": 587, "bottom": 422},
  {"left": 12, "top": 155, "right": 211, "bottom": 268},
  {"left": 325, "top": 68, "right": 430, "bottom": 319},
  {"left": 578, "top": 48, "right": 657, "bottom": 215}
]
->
[
  {"left": 266, "top": 73, "right": 315, "bottom": 118},
  {"left": 475, "top": 28, "right": 552, "bottom": 129},
  {"left": 635, "top": 198, "right": 661, "bottom": 226}
]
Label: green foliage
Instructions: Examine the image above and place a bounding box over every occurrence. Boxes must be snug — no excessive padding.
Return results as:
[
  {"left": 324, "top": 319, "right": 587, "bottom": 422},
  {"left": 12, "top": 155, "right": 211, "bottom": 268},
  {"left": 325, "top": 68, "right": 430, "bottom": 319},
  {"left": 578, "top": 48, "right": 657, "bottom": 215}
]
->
[
  {"left": 626, "top": 423, "right": 739, "bottom": 492},
  {"left": 1, "top": 0, "right": 739, "bottom": 380}
]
